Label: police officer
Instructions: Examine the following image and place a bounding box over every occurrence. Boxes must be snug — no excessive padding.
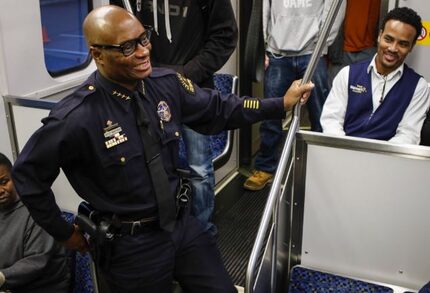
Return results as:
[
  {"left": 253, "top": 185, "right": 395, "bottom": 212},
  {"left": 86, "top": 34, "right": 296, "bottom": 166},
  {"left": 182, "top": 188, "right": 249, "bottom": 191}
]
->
[{"left": 12, "top": 5, "right": 314, "bottom": 293}]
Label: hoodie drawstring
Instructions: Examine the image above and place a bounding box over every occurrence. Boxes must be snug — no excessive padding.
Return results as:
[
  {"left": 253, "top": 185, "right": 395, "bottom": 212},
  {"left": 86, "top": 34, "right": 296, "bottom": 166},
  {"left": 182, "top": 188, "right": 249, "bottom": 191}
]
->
[
  {"left": 153, "top": 0, "right": 158, "bottom": 35},
  {"left": 152, "top": 0, "right": 172, "bottom": 43}
]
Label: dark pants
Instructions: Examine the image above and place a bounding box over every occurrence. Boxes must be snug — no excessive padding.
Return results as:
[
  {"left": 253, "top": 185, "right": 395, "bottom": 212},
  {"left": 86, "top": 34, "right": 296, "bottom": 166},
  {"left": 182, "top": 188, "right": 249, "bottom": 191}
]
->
[{"left": 100, "top": 212, "right": 236, "bottom": 293}]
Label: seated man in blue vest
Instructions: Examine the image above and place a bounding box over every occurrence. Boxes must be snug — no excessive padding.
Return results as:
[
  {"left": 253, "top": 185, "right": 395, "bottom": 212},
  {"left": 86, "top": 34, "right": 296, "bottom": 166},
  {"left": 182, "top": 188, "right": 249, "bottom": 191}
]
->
[{"left": 320, "top": 6, "right": 430, "bottom": 144}]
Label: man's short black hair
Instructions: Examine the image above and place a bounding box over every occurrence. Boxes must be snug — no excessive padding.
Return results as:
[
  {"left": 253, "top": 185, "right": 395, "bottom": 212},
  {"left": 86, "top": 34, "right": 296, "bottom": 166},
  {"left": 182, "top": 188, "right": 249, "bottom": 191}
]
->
[
  {"left": 381, "top": 7, "right": 422, "bottom": 42},
  {"left": 0, "top": 153, "right": 12, "bottom": 171}
]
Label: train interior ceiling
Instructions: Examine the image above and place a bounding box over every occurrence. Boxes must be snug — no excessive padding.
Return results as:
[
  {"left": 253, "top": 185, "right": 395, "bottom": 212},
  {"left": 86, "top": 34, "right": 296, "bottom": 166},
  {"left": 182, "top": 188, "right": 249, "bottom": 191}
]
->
[{"left": 1, "top": 0, "right": 430, "bottom": 292}]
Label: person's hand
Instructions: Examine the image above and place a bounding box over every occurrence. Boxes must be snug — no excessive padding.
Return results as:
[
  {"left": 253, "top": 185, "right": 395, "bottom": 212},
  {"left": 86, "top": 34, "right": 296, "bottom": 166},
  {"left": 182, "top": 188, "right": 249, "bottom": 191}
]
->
[
  {"left": 283, "top": 79, "right": 315, "bottom": 111},
  {"left": 61, "top": 224, "right": 89, "bottom": 253},
  {"left": 0, "top": 271, "right": 5, "bottom": 288},
  {"left": 264, "top": 54, "right": 269, "bottom": 70}
]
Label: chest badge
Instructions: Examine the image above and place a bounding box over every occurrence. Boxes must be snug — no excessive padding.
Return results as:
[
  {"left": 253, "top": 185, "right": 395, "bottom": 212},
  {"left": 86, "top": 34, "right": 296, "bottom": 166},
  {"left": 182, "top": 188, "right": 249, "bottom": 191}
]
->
[
  {"left": 157, "top": 101, "right": 172, "bottom": 122},
  {"left": 349, "top": 84, "right": 367, "bottom": 94},
  {"left": 103, "top": 121, "right": 128, "bottom": 149}
]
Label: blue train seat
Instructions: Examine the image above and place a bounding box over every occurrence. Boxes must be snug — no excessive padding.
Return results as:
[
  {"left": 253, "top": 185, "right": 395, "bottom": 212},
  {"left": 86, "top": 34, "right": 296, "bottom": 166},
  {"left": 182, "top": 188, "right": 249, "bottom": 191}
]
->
[
  {"left": 288, "top": 266, "right": 394, "bottom": 293},
  {"left": 61, "top": 211, "right": 95, "bottom": 293},
  {"left": 178, "top": 73, "right": 239, "bottom": 168}
]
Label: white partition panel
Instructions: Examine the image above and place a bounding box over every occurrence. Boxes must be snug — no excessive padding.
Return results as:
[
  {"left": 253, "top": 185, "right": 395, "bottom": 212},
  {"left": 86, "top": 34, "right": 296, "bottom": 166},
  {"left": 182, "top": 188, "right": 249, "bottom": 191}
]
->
[
  {"left": 11, "top": 104, "right": 82, "bottom": 213},
  {"left": 295, "top": 132, "right": 430, "bottom": 290}
]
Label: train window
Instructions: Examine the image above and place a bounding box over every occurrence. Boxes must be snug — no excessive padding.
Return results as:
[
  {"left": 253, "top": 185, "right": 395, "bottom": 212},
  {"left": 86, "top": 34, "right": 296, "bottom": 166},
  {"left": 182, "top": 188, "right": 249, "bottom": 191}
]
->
[{"left": 40, "top": 0, "right": 92, "bottom": 76}]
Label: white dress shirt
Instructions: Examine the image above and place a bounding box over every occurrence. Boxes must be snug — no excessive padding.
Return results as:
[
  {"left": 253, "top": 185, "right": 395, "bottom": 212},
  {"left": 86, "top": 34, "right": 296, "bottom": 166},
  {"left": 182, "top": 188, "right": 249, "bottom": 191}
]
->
[{"left": 320, "top": 56, "right": 430, "bottom": 145}]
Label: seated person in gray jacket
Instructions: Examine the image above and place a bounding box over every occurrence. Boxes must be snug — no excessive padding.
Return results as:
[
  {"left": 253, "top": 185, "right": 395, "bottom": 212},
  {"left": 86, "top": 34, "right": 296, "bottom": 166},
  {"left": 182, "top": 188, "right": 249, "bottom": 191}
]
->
[{"left": 0, "top": 153, "right": 70, "bottom": 293}]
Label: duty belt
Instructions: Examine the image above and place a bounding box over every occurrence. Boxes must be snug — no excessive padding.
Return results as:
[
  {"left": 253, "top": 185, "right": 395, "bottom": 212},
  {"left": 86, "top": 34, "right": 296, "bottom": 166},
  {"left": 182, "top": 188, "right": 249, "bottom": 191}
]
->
[
  {"left": 77, "top": 202, "right": 160, "bottom": 238},
  {"left": 117, "top": 216, "right": 159, "bottom": 236}
]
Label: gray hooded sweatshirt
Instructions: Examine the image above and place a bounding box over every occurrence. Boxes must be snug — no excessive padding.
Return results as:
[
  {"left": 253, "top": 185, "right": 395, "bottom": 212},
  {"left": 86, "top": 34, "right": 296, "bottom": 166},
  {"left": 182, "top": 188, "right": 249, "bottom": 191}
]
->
[{"left": 263, "top": 0, "right": 346, "bottom": 56}]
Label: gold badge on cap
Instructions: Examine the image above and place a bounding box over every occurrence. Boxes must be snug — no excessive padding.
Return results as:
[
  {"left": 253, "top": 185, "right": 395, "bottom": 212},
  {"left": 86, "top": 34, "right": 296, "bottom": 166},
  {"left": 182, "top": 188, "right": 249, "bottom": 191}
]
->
[
  {"left": 157, "top": 101, "right": 172, "bottom": 122},
  {"left": 176, "top": 73, "right": 195, "bottom": 95}
]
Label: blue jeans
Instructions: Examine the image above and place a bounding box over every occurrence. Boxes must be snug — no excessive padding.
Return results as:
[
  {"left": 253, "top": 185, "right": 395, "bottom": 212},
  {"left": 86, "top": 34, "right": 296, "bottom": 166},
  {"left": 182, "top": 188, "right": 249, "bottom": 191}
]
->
[
  {"left": 255, "top": 53, "right": 329, "bottom": 173},
  {"left": 181, "top": 125, "right": 216, "bottom": 234}
]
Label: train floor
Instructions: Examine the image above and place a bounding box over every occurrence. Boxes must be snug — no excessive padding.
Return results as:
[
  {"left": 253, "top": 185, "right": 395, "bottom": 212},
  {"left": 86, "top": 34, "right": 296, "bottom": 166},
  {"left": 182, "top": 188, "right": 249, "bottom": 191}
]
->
[
  {"left": 212, "top": 123, "right": 304, "bottom": 290},
  {"left": 214, "top": 172, "right": 271, "bottom": 289}
]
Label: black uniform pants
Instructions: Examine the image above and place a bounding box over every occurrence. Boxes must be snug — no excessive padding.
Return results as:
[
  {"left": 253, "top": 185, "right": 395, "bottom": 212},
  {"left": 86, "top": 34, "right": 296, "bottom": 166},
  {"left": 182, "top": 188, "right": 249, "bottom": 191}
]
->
[{"left": 100, "top": 211, "right": 236, "bottom": 293}]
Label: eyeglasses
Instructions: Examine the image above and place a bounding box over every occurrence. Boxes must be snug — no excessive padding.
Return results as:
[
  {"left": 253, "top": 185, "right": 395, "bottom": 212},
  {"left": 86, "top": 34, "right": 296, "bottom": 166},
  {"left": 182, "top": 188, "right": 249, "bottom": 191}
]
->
[{"left": 91, "top": 26, "right": 153, "bottom": 57}]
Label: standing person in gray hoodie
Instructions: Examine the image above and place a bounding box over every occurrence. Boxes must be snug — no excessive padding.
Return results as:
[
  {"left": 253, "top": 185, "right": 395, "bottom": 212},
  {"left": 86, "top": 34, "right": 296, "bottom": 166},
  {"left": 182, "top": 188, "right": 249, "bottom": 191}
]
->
[{"left": 244, "top": 0, "right": 346, "bottom": 191}]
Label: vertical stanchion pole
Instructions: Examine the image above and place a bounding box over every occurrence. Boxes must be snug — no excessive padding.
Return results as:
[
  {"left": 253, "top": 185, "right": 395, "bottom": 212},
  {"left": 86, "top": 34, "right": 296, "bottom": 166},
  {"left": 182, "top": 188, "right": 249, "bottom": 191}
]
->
[{"left": 245, "top": 0, "right": 345, "bottom": 292}]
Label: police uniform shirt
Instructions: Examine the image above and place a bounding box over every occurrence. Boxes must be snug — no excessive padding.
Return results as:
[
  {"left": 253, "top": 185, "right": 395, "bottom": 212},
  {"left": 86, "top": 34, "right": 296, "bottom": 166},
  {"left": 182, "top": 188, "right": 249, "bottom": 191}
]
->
[{"left": 12, "top": 68, "right": 285, "bottom": 241}]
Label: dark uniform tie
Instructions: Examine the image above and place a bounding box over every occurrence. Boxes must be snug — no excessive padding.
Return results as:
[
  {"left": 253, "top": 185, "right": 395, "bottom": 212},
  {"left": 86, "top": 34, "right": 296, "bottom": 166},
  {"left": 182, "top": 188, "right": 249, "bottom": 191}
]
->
[{"left": 133, "top": 92, "right": 176, "bottom": 232}]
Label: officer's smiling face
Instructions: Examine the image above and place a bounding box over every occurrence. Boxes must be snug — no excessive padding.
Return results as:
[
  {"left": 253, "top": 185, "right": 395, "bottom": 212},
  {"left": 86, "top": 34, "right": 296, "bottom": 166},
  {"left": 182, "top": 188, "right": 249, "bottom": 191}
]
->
[{"left": 91, "top": 13, "right": 153, "bottom": 91}]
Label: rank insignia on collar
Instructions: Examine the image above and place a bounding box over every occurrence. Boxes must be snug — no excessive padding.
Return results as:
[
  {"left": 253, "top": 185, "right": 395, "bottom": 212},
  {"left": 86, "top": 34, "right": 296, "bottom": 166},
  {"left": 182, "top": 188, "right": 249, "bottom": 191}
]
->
[
  {"left": 243, "top": 99, "right": 260, "bottom": 109},
  {"left": 103, "top": 121, "right": 128, "bottom": 149},
  {"left": 112, "top": 90, "right": 131, "bottom": 100},
  {"left": 157, "top": 101, "right": 172, "bottom": 122},
  {"left": 176, "top": 73, "right": 195, "bottom": 95},
  {"left": 349, "top": 84, "right": 367, "bottom": 94}
]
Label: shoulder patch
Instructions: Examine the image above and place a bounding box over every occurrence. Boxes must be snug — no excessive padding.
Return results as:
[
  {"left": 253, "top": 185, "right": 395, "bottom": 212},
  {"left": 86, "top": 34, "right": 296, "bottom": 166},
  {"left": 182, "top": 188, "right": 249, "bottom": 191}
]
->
[{"left": 176, "top": 73, "right": 195, "bottom": 95}]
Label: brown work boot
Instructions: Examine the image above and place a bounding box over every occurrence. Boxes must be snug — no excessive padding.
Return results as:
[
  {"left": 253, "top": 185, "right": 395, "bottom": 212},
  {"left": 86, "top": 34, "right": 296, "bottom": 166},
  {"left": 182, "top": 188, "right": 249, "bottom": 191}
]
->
[{"left": 243, "top": 170, "right": 274, "bottom": 191}]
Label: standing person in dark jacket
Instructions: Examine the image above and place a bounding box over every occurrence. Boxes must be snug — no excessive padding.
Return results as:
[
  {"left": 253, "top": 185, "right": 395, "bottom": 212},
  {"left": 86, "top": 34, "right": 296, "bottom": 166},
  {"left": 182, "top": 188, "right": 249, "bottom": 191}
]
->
[
  {"left": 12, "top": 6, "right": 312, "bottom": 292},
  {"left": 136, "top": 0, "right": 238, "bottom": 235},
  {"left": 0, "top": 153, "right": 70, "bottom": 293},
  {"left": 136, "top": 0, "right": 238, "bottom": 88}
]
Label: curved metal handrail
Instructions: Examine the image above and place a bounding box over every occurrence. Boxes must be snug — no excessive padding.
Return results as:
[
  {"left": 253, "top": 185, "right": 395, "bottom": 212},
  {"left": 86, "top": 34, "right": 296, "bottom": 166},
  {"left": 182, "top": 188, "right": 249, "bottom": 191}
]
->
[{"left": 245, "top": 0, "right": 345, "bottom": 292}]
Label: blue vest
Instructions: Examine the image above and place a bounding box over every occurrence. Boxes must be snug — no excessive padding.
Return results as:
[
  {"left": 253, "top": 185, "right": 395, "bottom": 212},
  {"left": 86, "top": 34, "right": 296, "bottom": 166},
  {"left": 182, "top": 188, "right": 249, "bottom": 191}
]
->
[{"left": 344, "top": 60, "right": 420, "bottom": 140}]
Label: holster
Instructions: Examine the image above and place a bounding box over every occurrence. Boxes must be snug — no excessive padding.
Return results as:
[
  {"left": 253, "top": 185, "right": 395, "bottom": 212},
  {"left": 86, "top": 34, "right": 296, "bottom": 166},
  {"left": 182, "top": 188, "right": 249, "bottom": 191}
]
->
[
  {"left": 176, "top": 168, "right": 192, "bottom": 217},
  {"left": 75, "top": 202, "right": 115, "bottom": 271}
]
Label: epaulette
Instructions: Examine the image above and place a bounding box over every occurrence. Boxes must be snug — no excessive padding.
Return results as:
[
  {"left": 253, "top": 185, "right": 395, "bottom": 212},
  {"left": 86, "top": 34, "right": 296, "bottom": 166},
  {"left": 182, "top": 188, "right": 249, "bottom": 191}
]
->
[
  {"left": 150, "top": 67, "right": 177, "bottom": 78},
  {"left": 48, "top": 76, "right": 98, "bottom": 120}
]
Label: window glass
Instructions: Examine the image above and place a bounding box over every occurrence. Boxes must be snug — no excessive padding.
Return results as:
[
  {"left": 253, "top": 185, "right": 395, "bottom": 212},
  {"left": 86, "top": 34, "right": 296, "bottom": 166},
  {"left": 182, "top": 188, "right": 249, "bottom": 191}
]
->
[{"left": 40, "top": 0, "right": 91, "bottom": 76}]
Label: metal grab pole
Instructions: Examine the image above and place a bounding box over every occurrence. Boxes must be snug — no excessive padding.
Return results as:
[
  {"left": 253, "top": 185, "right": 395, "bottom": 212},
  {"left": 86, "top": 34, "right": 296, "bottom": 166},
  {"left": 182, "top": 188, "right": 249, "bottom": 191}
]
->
[
  {"left": 245, "top": 1, "right": 345, "bottom": 292},
  {"left": 294, "top": 0, "right": 345, "bottom": 118}
]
